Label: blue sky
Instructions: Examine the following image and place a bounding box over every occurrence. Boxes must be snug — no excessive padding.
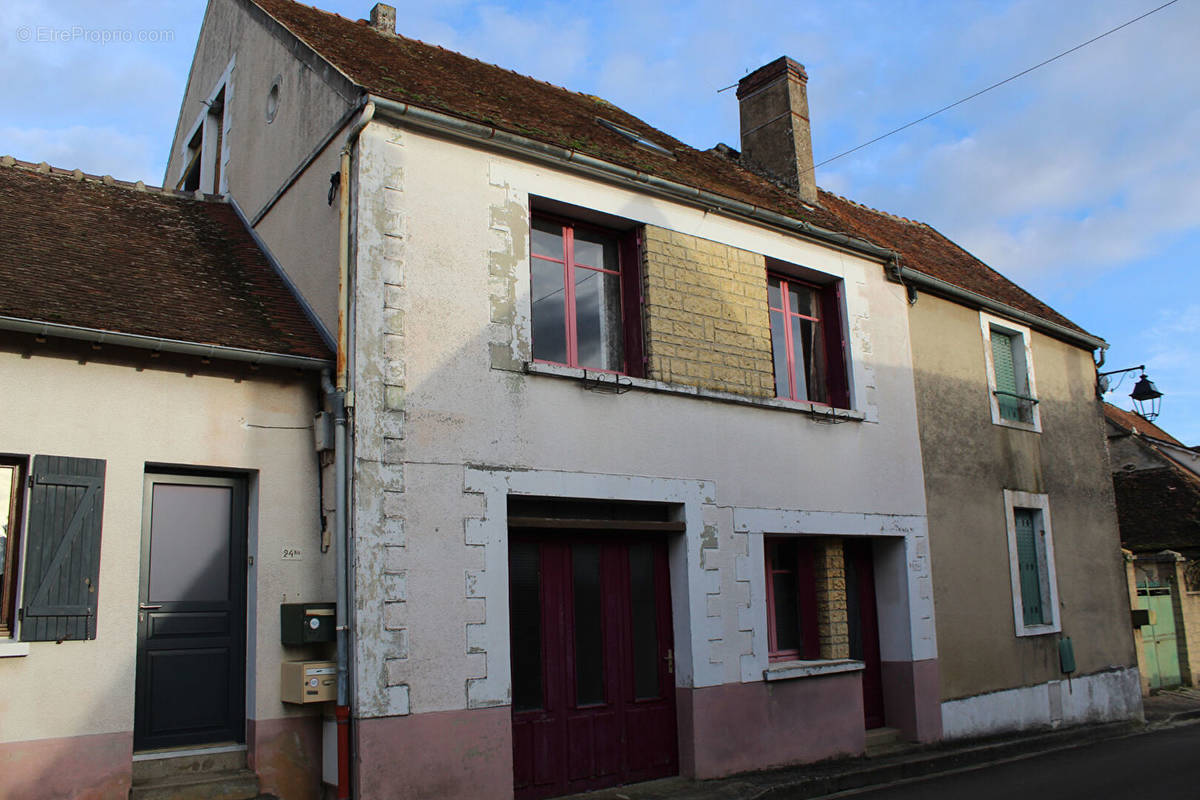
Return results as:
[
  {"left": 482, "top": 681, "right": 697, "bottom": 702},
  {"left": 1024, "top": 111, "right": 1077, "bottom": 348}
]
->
[{"left": 2, "top": 0, "right": 1197, "bottom": 441}]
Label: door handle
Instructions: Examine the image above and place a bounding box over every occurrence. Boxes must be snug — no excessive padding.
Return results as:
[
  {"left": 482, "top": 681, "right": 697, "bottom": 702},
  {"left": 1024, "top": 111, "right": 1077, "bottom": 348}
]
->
[
  {"left": 665, "top": 648, "right": 674, "bottom": 675},
  {"left": 139, "top": 603, "right": 163, "bottom": 610}
]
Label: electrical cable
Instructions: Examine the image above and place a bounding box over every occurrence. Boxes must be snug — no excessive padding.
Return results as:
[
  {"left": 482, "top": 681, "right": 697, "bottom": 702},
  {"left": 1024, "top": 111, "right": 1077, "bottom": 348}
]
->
[{"left": 809, "top": 0, "right": 1179, "bottom": 172}]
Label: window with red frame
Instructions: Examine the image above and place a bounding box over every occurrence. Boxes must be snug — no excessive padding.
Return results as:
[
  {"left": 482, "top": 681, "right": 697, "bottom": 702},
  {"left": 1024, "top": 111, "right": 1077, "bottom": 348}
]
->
[
  {"left": 764, "top": 537, "right": 820, "bottom": 661},
  {"left": 530, "top": 215, "right": 642, "bottom": 376},
  {"left": 767, "top": 270, "right": 849, "bottom": 407}
]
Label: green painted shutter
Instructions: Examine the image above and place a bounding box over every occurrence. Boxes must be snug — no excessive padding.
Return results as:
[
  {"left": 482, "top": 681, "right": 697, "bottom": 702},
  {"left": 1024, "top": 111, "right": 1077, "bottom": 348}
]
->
[
  {"left": 990, "top": 329, "right": 1023, "bottom": 421},
  {"left": 1014, "top": 508, "right": 1045, "bottom": 626},
  {"left": 20, "top": 456, "right": 106, "bottom": 641}
]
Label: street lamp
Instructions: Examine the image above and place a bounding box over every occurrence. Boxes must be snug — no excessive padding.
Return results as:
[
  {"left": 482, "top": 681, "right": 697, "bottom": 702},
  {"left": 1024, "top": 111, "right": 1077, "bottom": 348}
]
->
[{"left": 1097, "top": 364, "right": 1163, "bottom": 421}]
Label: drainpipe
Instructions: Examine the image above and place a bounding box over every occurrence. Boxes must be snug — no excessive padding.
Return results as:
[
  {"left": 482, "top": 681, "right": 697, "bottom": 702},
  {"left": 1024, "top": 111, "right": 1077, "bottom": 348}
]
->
[{"left": 332, "top": 98, "right": 374, "bottom": 800}]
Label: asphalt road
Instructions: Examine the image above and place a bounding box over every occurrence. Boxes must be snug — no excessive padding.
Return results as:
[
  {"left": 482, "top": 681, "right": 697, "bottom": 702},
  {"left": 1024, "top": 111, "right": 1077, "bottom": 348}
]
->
[{"left": 826, "top": 723, "right": 1200, "bottom": 799}]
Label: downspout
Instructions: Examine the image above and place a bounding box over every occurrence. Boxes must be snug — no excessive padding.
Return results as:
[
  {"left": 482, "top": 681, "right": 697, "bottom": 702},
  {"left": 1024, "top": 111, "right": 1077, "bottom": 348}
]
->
[{"left": 332, "top": 98, "right": 374, "bottom": 800}]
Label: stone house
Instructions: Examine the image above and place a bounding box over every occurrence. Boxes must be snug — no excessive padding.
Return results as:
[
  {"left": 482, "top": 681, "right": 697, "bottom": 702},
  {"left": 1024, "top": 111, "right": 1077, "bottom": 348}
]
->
[
  {"left": 0, "top": 158, "right": 334, "bottom": 799},
  {"left": 159, "top": 0, "right": 1139, "bottom": 797},
  {"left": 1105, "top": 403, "right": 1200, "bottom": 693}
]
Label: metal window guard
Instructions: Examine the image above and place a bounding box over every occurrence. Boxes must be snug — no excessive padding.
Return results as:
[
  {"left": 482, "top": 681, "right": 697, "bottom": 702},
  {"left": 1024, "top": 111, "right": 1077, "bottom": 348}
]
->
[
  {"left": 992, "top": 389, "right": 1038, "bottom": 404},
  {"left": 580, "top": 370, "right": 633, "bottom": 394}
]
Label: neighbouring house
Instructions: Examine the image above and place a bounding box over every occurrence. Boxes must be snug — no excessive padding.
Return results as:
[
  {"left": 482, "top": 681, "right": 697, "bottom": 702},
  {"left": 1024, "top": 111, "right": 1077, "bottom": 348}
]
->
[
  {"left": 816, "top": 200, "right": 1143, "bottom": 738},
  {"left": 159, "top": 1, "right": 1138, "bottom": 798},
  {"left": 1104, "top": 403, "right": 1200, "bottom": 693},
  {"left": 0, "top": 158, "right": 334, "bottom": 799}
]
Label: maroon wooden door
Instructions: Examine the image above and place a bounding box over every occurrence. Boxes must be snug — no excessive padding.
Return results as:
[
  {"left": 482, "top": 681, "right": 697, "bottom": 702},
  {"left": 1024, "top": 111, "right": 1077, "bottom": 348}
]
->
[
  {"left": 509, "top": 534, "right": 678, "bottom": 800},
  {"left": 845, "top": 539, "right": 885, "bottom": 729}
]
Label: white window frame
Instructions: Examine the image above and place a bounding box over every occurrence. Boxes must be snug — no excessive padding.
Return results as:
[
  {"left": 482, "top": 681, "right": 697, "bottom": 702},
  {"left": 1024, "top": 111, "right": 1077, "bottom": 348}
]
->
[
  {"left": 1003, "top": 490, "right": 1060, "bottom": 636},
  {"left": 979, "top": 311, "right": 1041, "bottom": 432},
  {"left": 176, "top": 57, "right": 235, "bottom": 196}
]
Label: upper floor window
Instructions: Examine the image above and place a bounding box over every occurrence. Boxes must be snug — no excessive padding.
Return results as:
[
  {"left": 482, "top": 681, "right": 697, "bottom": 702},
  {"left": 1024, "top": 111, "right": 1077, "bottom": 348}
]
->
[
  {"left": 0, "top": 458, "right": 25, "bottom": 637},
  {"left": 530, "top": 214, "right": 642, "bottom": 376},
  {"left": 767, "top": 271, "right": 849, "bottom": 407},
  {"left": 980, "top": 312, "right": 1040, "bottom": 431}
]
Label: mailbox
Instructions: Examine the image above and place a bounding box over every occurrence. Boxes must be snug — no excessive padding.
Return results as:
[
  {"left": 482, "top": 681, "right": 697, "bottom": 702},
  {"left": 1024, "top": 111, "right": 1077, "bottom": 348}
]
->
[
  {"left": 281, "top": 660, "right": 336, "bottom": 704},
  {"left": 281, "top": 602, "right": 336, "bottom": 645}
]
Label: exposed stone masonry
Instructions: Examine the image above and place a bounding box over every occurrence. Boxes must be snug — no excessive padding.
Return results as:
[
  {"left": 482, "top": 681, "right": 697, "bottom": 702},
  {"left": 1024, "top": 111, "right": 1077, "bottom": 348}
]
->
[{"left": 640, "top": 226, "right": 775, "bottom": 398}]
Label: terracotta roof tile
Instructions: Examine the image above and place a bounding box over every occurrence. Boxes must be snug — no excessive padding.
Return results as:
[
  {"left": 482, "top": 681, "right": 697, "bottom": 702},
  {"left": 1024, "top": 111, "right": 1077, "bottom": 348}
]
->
[
  {"left": 250, "top": 0, "right": 1093, "bottom": 342},
  {"left": 818, "top": 191, "right": 1090, "bottom": 336},
  {"left": 1113, "top": 463, "right": 1200, "bottom": 555},
  {"left": 0, "top": 158, "right": 331, "bottom": 361},
  {"left": 1103, "top": 402, "right": 1183, "bottom": 446}
]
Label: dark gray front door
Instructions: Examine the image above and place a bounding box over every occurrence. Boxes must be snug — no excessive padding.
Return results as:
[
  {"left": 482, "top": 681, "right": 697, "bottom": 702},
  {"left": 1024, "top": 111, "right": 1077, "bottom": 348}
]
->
[{"left": 135, "top": 474, "right": 247, "bottom": 751}]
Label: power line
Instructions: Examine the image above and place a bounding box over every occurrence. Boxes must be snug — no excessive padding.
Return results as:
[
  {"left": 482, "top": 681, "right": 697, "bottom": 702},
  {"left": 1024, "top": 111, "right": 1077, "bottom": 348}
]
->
[{"left": 810, "top": 0, "right": 1180, "bottom": 173}]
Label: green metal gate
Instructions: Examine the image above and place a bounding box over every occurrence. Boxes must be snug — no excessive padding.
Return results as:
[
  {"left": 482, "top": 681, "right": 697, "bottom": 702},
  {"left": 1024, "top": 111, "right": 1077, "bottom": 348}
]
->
[{"left": 1137, "top": 578, "right": 1182, "bottom": 690}]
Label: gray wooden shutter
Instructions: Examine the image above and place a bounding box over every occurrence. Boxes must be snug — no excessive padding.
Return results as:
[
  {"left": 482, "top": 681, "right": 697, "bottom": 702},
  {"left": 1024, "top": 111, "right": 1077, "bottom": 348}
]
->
[
  {"left": 990, "top": 329, "right": 1023, "bottom": 421},
  {"left": 20, "top": 456, "right": 106, "bottom": 641}
]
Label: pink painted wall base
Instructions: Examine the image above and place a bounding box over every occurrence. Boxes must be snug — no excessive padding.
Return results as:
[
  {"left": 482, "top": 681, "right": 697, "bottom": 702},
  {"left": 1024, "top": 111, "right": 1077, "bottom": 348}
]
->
[
  {"left": 356, "top": 706, "right": 513, "bottom": 800},
  {"left": 676, "top": 673, "right": 865, "bottom": 779},
  {"left": 0, "top": 730, "right": 132, "bottom": 800},
  {"left": 247, "top": 715, "right": 323, "bottom": 800},
  {"left": 881, "top": 659, "right": 942, "bottom": 742}
]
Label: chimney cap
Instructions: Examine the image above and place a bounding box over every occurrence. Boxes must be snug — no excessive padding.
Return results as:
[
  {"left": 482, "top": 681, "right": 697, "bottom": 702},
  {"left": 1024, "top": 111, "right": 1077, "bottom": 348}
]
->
[
  {"left": 369, "top": 3, "right": 397, "bottom": 35},
  {"left": 736, "top": 56, "right": 807, "bottom": 100}
]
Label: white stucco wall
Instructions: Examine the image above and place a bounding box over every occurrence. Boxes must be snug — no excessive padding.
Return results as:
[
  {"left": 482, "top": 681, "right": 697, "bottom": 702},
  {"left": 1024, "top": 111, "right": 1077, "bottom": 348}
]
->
[
  {"left": 0, "top": 348, "right": 331, "bottom": 744},
  {"left": 346, "top": 121, "right": 934, "bottom": 719}
]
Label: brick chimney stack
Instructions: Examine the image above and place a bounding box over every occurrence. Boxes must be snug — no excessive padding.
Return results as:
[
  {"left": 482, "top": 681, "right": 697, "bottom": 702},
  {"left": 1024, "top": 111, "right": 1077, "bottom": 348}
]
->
[
  {"left": 736, "top": 57, "right": 817, "bottom": 204},
  {"left": 369, "top": 3, "right": 397, "bottom": 35}
]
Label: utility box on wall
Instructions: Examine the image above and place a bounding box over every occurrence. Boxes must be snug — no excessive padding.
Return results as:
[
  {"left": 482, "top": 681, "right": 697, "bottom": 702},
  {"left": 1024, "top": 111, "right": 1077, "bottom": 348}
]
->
[
  {"left": 281, "top": 660, "right": 336, "bottom": 704},
  {"left": 281, "top": 602, "right": 336, "bottom": 645}
]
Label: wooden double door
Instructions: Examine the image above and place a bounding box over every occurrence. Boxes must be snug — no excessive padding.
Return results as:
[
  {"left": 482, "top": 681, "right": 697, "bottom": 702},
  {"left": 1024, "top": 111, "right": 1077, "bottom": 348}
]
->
[{"left": 509, "top": 533, "right": 678, "bottom": 799}]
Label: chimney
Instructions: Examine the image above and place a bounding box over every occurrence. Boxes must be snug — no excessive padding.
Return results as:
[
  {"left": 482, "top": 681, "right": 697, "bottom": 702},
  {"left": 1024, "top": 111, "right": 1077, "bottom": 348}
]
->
[
  {"left": 369, "top": 3, "right": 396, "bottom": 35},
  {"left": 736, "top": 57, "right": 817, "bottom": 204}
]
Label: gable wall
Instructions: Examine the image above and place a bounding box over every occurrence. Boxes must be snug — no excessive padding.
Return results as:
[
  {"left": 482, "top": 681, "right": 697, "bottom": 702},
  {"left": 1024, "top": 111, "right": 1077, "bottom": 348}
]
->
[{"left": 165, "top": 0, "right": 358, "bottom": 332}]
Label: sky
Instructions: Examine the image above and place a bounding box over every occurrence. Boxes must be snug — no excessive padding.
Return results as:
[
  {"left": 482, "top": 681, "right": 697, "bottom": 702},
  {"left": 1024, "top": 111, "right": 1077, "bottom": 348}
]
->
[{"left": 1, "top": 0, "right": 1197, "bottom": 441}]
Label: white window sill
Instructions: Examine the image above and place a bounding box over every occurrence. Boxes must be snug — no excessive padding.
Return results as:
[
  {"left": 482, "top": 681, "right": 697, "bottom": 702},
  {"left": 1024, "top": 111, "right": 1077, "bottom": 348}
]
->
[
  {"left": 1015, "top": 623, "right": 1061, "bottom": 638},
  {"left": 763, "top": 658, "right": 865, "bottom": 682},
  {"left": 0, "top": 642, "right": 30, "bottom": 658},
  {"left": 522, "top": 362, "right": 867, "bottom": 422},
  {"left": 993, "top": 416, "right": 1041, "bottom": 434}
]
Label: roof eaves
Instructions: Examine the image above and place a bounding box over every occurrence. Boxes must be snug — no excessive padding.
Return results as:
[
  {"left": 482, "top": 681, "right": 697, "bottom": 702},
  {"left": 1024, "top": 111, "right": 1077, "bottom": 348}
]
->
[
  {"left": 898, "top": 266, "right": 1107, "bottom": 351},
  {"left": 0, "top": 314, "right": 332, "bottom": 371},
  {"left": 366, "top": 94, "right": 899, "bottom": 265}
]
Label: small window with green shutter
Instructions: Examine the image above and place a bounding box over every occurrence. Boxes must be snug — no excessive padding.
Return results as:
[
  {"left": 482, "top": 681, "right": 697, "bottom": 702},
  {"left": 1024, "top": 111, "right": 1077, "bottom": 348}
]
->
[
  {"left": 1013, "top": 508, "right": 1049, "bottom": 626},
  {"left": 989, "top": 327, "right": 1034, "bottom": 424},
  {"left": 1004, "top": 490, "right": 1059, "bottom": 636},
  {"left": 981, "top": 313, "right": 1041, "bottom": 430}
]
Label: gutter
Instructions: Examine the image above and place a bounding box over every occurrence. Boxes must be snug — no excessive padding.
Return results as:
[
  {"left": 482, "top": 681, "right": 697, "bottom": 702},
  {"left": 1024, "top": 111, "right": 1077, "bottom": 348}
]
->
[
  {"left": 896, "top": 267, "right": 1108, "bottom": 352},
  {"left": 0, "top": 314, "right": 331, "bottom": 370},
  {"left": 364, "top": 95, "right": 898, "bottom": 264}
]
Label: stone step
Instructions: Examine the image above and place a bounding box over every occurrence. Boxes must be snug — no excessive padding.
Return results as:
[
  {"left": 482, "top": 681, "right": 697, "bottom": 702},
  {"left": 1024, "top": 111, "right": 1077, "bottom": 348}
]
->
[
  {"left": 864, "top": 726, "right": 910, "bottom": 758},
  {"left": 132, "top": 747, "right": 248, "bottom": 783},
  {"left": 129, "top": 768, "right": 259, "bottom": 800}
]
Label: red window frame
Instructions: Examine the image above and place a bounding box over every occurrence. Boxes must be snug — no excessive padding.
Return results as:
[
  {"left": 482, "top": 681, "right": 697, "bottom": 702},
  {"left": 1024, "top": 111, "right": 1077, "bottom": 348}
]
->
[
  {"left": 0, "top": 456, "right": 27, "bottom": 638},
  {"left": 766, "top": 268, "right": 849, "bottom": 408},
  {"left": 764, "top": 536, "right": 821, "bottom": 662},
  {"left": 530, "top": 213, "right": 644, "bottom": 377}
]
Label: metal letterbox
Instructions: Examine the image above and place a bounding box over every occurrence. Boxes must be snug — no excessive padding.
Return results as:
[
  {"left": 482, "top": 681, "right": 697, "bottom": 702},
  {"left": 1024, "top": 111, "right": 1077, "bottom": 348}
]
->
[
  {"left": 281, "top": 660, "right": 336, "bottom": 704},
  {"left": 281, "top": 602, "right": 336, "bottom": 645}
]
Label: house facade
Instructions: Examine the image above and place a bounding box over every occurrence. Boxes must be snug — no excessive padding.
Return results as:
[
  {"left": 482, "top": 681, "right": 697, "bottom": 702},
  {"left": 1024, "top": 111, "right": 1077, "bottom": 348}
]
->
[
  {"left": 167, "top": 3, "right": 941, "bottom": 798},
  {"left": 160, "top": 0, "right": 1139, "bottom": 798},
  {"left": 1105, "top": 404, "right": 1200, "bottom": 693},
  {"left": 0, "top": 159, "right": 334, "bottom": 799},
  {"left": 817, "top": 198, "right": 1143, "bottom": 738}
]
